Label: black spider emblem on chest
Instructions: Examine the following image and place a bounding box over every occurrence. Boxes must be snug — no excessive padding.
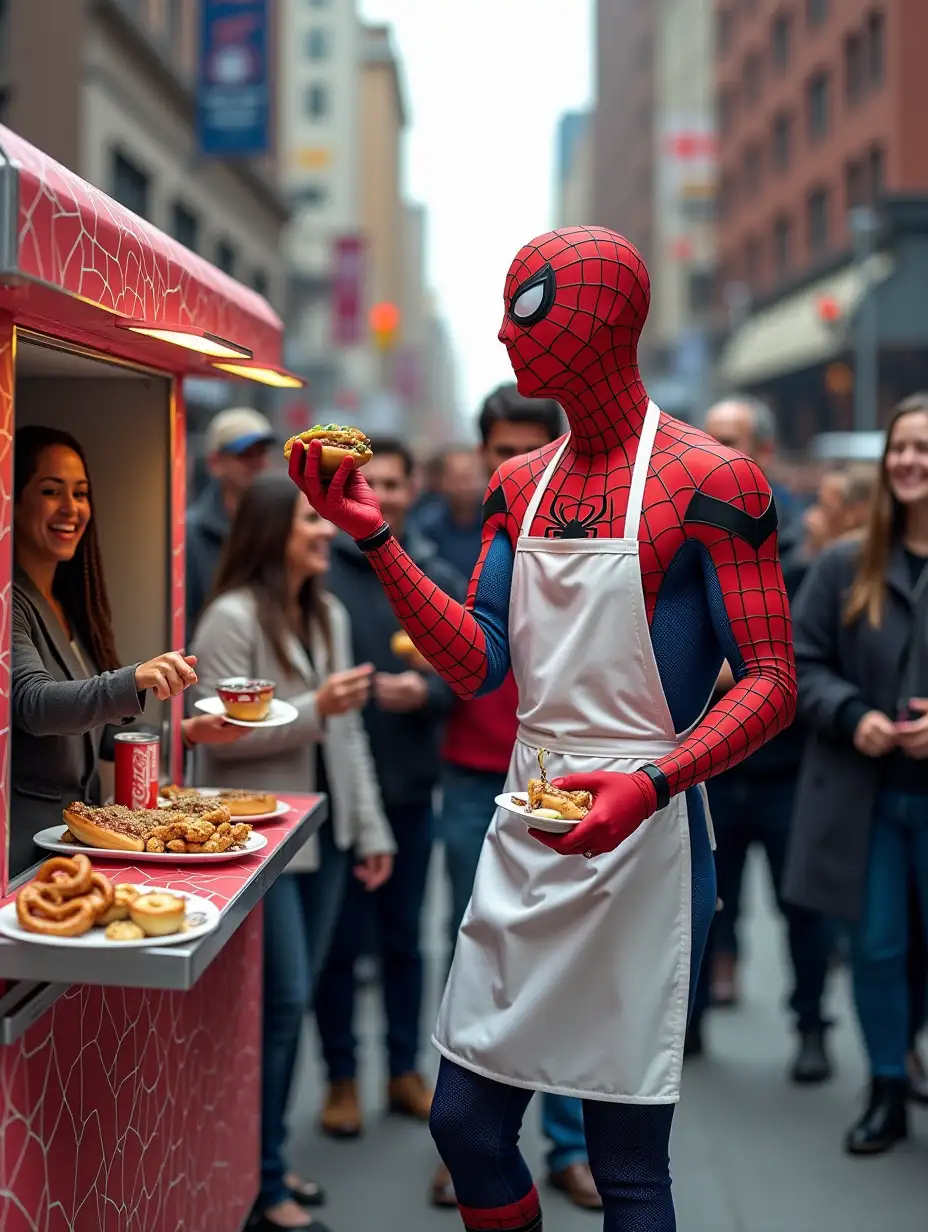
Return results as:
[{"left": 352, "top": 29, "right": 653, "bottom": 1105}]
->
[{"left": 543, "top": 494, "right": 612, "bottom": 539}]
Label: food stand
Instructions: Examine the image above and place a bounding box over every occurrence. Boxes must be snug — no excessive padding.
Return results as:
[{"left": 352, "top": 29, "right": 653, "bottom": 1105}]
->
[{"left": 0, "top": 127, "right": 323, "bottom": 1229}]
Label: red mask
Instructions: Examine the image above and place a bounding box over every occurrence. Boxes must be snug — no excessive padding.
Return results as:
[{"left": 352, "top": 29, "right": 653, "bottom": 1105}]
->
[{"left": 498, "top": 227, "right": 651, "bottom": 445}]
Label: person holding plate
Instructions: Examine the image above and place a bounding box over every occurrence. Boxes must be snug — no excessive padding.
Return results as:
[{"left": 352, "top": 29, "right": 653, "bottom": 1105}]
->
[
  {"left": 10, "top": 425, "right": 243, "bottom": 880},
  {"left": 190, "top": 470, "right": 395, "bottom": 1232}
]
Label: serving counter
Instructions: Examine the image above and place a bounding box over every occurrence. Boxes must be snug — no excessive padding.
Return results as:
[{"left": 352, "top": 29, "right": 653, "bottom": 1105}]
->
[{"left": 0, "top": 794, "right": 325, "bottom": 1231}]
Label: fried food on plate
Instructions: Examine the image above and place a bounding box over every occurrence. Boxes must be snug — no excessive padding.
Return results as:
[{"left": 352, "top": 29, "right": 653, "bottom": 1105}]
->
[{"left": 526, "top": 779, "right": 592, "bottom": 821}]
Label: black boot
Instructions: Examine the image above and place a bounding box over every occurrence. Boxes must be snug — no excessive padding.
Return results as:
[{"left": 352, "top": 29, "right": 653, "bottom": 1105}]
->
[
  {"left": 844, "top": 1077, "right": 909, "bottom": 1156},
  {"left": 790, "top": 1027, "right": 832, "bottom": 1085}
]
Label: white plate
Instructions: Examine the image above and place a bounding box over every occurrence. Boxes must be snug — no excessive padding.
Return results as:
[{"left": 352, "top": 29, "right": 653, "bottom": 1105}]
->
[
  {"left": 194, "top": 697, "right": 298, "bottom": 728},
  {"left": 0, "top": 888, "right": 219, "bottom": 949},
  {"left": 32, "top": 826, "right": 268, "bottom": 863},
  {"left": 494, "top": 792, "right": 580, "bottom": 835},
  {"left": 157, "top": 791, "right": 292, "bottom": 824}
]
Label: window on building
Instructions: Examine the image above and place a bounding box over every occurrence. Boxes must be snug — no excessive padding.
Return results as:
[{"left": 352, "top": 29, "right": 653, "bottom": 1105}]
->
[
  {"left": 807, "top": 187, "right": 830, "bottom": 255},
  {"left": 773, "top": 214, "right": 792, "bottom": 275},
  {"left": 869, "top": 144, "right": 884, "bottom": 203},
  {"left": 743, "top": 236, "right": 763, "bottom": 287},
  {"left": 252, "top": 269, "right": 269, "bottom": 297},
  {"left": 807, "top": 0, "right": 827, "bottom": 27},
  {"left": 304, "top": 27, "right": 330, "bottom": 59},
  {"left": 807, "top": 71, "right": 830, "bottom": 141},
  {"left": 171, "top": 202, "right": 199, "bottom": 253},
  {"left": 772, "top": 111, "right": 792, "bottom": 172},
  {"left": 111, "top": 150, "right": 150, "bottom": 218},
  {"left": 743, "top": 143, "right": 762, "bottom": 197},
  {"left": 771, "top": 12, "right": 792, "bottom": 71},
  {"left": 304, "top": 83, "right": 329, "bottom": 119},
  {"left": 844, "top": 34, "right": 864, "bottom": 103},
  {"left": 742, "top": 52, "right": 763, "bottom": 106},
  {"left": 688, "top": 269, "right": 714, "bottom": 314},
  {"left": 867, "top": 11, "right": 885, "bottom": 86},
  {"left": 717, "top": 7, "right": 734, "bottom": 56},
  {"left": 718, "top": 86, "right": 735, "bottom": 136},
  {"left": 216, "top": 240, "right": 236, "bottom": 277},
  {"left": 845, "top": 160, "right": 865, "bottom": 211}
]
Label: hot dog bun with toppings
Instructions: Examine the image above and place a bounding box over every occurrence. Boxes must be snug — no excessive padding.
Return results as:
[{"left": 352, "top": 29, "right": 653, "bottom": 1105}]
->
[
  {"left": 527, "top": 779, "right": 592, "bottom": 821},
  {"left": 283, "top": 424, "right": 373, "bottom": 474}
]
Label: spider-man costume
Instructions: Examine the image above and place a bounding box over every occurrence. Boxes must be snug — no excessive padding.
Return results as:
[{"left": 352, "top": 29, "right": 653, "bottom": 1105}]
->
[{"left": 290, "top": 227, "right": 796, "bottom": 1231}]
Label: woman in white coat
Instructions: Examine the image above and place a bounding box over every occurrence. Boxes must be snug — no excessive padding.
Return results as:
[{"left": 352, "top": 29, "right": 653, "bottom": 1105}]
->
[{"left": 191, "top": 472, "right": 395, "bottom": 1232}]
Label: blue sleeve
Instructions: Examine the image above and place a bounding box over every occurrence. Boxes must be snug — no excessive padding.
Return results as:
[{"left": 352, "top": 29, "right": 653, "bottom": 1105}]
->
[
  {"left": 473, "top": 530, "right": 514, "bottom": 695},
  {"left": 698, "top": 545, "right": 746, "bottom": 679}
]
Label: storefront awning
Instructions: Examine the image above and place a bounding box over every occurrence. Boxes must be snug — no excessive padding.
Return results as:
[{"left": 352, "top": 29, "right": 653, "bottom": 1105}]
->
[
  {"left": 716, "top": 254, "right": 894, "bottom": 388},
  {"left": 0, "top": 126, "right": 284, "bottom": 374}
]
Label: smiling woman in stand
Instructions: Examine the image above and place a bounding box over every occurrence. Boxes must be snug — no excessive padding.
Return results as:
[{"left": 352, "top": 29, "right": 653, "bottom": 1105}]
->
[
  {"left": 10, "top": 425, "right": 243, "bottom": 878},
  {"left": 786, "top": 394, "right": 928, "bottom": 1156}
]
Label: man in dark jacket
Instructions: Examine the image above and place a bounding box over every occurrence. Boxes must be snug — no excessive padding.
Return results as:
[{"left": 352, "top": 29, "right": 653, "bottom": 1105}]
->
[
  {"left": 317, "top": 437, "right": 466, "bottom": 1138},
  {"left": 185, "top": 407, "right": 274, "bottom": 639},
  {"left": 689, "top": 396, "right": 833, "bottom": 1084}
]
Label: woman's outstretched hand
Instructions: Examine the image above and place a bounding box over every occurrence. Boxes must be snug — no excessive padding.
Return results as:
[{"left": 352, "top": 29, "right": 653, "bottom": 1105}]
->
[
  {"left": 135, "top": 652, "right": 198, "bottom": 700},
  {"left": 182, "top": 713, "right": 249, "bottom": 747},
  {"left": 288, "top": 439, "right": 384, "bottom": 541}
]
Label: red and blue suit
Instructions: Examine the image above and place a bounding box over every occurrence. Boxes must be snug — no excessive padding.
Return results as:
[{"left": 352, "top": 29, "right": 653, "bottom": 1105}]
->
[{"left": 290, "top": 227, "right": 796, "bottom": 1230}]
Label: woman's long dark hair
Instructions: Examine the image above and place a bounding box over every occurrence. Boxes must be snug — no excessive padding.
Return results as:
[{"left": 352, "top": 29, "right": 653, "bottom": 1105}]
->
[
  {"left": 210, "top": 472, "right": 331, "bottom": 675},
  {"left": 14, "top": 425, "right": 121, "bottom": 672},
  {"left": 844, "top": 393, "right": 928, "bottom": 628}
]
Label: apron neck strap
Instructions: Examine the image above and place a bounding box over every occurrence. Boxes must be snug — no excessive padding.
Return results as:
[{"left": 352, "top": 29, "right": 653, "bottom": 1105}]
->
[
  {"left": 518, "top": 401, "right": 661, "bottom": 540},
  {"left": 623, "top": 401, "right": 660, "bottom": 541},
  {"left": 520, "top": 436, "right": 570, "bottom": 535}
]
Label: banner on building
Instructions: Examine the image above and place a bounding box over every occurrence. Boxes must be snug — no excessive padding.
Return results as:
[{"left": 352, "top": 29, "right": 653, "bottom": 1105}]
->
[
  {"left": 197, "top": 0, "right": 270, "bottom": 157},
  {"left": 331, "top": 236, "right": 366, "bottom": 347}
]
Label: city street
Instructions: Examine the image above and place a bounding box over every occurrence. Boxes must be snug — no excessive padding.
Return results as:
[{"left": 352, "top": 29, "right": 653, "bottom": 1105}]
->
[{"left": 290, "top": 850, "right": 927, "bottom": 1232}]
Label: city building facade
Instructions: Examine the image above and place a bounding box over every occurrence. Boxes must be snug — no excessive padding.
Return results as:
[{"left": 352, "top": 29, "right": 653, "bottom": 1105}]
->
[
  {"left": 713, "top": 0, "right": 928, "bottom": 443},
  {"left": 0, "top": 0, "right": 289, "bottom": 465},
  {"left": 554, "top": 110, "right": 592, "bottom": 229}
]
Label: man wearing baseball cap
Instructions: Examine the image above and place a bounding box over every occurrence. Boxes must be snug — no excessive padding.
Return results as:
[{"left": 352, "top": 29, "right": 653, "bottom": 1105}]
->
[{"left": 186, "top": 407, "right": 275, "bottom": 637}]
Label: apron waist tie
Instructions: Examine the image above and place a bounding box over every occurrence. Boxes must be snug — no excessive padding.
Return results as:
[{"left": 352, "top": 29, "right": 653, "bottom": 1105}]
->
[{"left": 516, "top": 724, "right": 680, "bottom": 761}]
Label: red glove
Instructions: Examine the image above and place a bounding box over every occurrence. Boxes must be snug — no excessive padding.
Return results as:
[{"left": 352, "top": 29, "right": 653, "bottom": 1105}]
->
[
  {"left": 529, "top": 770, "right": 659, "bottom": 858},
  {"left": 288, "top": 439, "right": 385, "bottom": 541}
]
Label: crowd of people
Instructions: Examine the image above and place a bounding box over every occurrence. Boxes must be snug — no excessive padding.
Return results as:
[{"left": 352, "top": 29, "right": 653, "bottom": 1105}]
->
[{"left": 9, "top": 380, "right": 928, "bottom": 1231}]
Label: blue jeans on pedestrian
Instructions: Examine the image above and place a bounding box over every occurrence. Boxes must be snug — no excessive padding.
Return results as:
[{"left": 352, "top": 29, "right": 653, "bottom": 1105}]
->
[
  {"left": 853, "top": 790, "right": 928, "bottom": 1078},
  {"left": 439, "top": 762, "right": 589, "bottom": 1173},
  {"left": 259, "top": 822, "right": 350, "bottom": 1211},
  {"left": 692, "top": 770, "right": 831, "bottom": 1033},
  {"left": 316, "top": 801, "right": 434, "bottom": 1080}
]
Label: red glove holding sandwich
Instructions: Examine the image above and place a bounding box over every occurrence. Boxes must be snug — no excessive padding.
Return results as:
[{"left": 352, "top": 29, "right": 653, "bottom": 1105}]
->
[{"left": 288, "top": 438, "right": 384, "bottom": 541}]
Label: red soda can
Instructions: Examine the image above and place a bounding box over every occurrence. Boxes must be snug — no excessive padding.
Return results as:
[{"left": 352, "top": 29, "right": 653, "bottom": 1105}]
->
[{"left": 114, "top": 732, "right": 160, "bottom": 810}]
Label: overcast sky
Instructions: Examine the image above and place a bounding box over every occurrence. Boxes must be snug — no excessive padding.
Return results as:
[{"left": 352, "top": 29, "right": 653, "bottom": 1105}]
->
[{"left": 358, "top": 0, "right": 594, "bottom": 431}]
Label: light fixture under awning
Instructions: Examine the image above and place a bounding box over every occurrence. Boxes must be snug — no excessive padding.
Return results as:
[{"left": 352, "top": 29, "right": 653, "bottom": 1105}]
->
[
  {"left": 212, "top": 359, "right": 306, "bottom": 388},
  {"left": 717, "top": 254, "right": 894, "bottom": 387},
  {"left": 116, "top": 321, "right": 253, "bottom": 360}
]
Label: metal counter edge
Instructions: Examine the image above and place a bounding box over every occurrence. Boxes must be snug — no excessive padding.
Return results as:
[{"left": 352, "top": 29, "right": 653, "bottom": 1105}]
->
[{"left": 0, "top": 796, "right": 328, "bottom": 1044}]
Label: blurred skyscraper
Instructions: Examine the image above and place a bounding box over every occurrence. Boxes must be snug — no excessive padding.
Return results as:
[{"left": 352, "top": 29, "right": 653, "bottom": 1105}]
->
[
  {"left": 554, "top": 110, "right": 592, "bottom": 228},
  {"left": 591, "top": 0, "right": 715, "bottom": 421}
]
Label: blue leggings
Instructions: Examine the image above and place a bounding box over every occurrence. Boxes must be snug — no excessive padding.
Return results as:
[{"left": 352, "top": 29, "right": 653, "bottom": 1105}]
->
[{"left": 429, "top": 790, "right": 716, "bottom": 1231}]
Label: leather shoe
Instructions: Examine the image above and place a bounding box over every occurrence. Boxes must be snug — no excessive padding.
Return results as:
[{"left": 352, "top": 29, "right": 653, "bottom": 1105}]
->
[
  {"left": 388, "top": 1072, "right": 433, "bottom": 1121},
  {"left": 548, "top": 1162, "right": 602, "bottom": 1209},
  {"left": 320, "top": 1079, "right": 363, "bottom": 1138},
  {"left": 790, "top": 1028, "right": 832, "bottom": 1085},
  {"left": 844, "top": 1077, "right": 908, "bottom": 1155},
  {"left": 430, "top": 1162, "right": 457, "bottom": 1208}
]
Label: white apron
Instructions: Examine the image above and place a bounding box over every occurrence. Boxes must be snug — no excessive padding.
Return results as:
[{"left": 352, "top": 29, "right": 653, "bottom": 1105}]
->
[{"left": 433, "top": 400, "right": 712, "bottom": 1104}]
